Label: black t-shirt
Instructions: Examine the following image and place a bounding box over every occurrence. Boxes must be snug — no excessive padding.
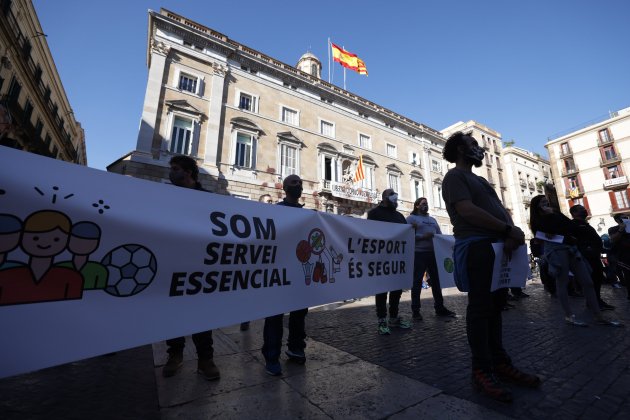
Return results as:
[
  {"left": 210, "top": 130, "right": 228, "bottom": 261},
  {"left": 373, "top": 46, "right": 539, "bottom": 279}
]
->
[
  {"left": 367, "top": 204, "right": 406, "bottom": 225},
  {"left": 442, "top": 168, "right": 512, "bottom": 238}
]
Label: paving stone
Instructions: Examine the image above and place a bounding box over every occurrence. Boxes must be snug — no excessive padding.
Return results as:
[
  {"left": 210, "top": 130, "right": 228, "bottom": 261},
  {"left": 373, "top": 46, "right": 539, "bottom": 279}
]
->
[
  {"left": 283, "top": 359, "right": 441, "bottom": 419},
  {"left": 160, "top": 379, "right": 330, "bottom": 420},
  {"left": 390, "top": 393, "right": 512, "bottom": 420}
]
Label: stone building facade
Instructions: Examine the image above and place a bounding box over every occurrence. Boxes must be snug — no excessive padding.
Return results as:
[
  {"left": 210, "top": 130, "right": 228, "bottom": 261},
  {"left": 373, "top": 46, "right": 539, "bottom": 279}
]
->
[
  {"left": 0, "top": 0, "right": 86, "bottom": 164},
  {"left": 501, "top": 146, "right": 551, "bottom": 238},
  {"left": 108, "top": 9, "right": 452, "bottom": 231},
  {"left": 546, "top": 106, "right": 630, "bottom": 233}
]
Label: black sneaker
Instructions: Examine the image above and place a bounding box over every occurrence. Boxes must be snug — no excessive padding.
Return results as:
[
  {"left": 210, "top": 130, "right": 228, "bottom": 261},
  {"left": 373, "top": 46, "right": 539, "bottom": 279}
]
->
[
  {"left": 197, "top": 358, "right": 220, "bottom": 380},
  {"left": 285, "top": 349, "right": 306, "bottom": 364},
  {"left": 162, "top": 353, "right": 183, "bottom": 378},
  {"left": 435, "top": 307, "right": 456, "bottom": 317},
  {"left": 412, "top": 311, "right": 423, "bottom": 320},
  {"left": 471, "top": 369, "right": 513, "bottom": 403},
  {"left": 494, "top": 363, "right": 541, "bottom": 388}
]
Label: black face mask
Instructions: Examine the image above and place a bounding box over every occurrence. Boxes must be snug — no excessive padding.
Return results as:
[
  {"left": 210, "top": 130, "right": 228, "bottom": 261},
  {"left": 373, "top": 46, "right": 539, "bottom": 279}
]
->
[
  {"left": 169, "top": 171, "right": 186, "bottom": 186},
  {"left": 464, "top": 145, "right": 485, "bottom": 167},
  {"left": 285, "top": 185, "right": 303, "bottom": 199},
  {"left": 575, "top": 210, "right": 587, "bottom": 219}
]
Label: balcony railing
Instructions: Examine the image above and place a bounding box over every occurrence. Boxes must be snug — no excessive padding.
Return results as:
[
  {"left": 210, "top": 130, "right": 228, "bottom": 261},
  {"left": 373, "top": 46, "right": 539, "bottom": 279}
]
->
[
  {"left": 600, "top": 155, "right": 622, "bottom": 166},
  {"left": 559, "top": 147, "right": 573, "bottom": 158},
  {"left": 597, "top": 136, "right": 614, "bottom": 146},
  {"left": 561, "top": 166, "right": 579, "bottom": 176},
  {"left": 523, "top": 196, "right": 531, "bottom": 205},
  {"left": 488, "top": 177, "right": 495, "bottom": 186},
  {"left": 1, "top": 96, "right": 52, "bottom": 157},
  {"left": 528, "top": 181, "right": 535, "bottom": 190},
  {"left": 319, "top": 180, "right": 378, "bottom": 203},
  {"left": 611, "top": 204, "right": 630, "bottom": 215},
  {"left": 603, "top": 176, "right": 629, "bottom": 190},
  {"left": 519, "top": 179, "right": 527, "bottom": 187}
]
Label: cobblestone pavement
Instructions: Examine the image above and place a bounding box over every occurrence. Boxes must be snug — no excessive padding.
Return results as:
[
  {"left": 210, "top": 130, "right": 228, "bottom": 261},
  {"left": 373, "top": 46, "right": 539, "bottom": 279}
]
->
[
  {"left": 0, "top": 345, "right": 159, "bottom": 420},
  {"left": 307, "top": 281, "right": 630, "bottom": 420}
]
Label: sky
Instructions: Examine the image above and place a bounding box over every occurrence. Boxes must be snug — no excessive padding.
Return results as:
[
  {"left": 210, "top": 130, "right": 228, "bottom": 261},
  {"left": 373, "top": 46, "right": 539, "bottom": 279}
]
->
[{"left": 33, "top": 0, "right": 630, "bottom": 170}]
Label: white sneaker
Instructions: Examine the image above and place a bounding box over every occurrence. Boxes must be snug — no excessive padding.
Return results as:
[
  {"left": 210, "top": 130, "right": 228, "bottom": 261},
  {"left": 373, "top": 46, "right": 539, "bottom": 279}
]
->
[{"left": 565, "top": 314, "right": 588, "bottom": 327}]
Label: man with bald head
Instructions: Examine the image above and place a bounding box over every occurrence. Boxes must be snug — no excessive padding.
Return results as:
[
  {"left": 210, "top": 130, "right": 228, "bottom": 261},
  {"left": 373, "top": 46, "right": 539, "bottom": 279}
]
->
[
  {"left": 368, "top": 188, "right": 412, "bottom": 335},
  {"left": 261, "top": 174, "right": 309, "bottom": 376}
]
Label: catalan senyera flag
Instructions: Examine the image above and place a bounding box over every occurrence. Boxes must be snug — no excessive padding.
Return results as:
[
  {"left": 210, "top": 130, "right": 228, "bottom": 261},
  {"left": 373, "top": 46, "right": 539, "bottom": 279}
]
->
[
  {"left": 331, "top": 43, "right": 368, "bottom": 76},
  {"left": 353, "top": 155, "right": 365, "bottom": 183}
]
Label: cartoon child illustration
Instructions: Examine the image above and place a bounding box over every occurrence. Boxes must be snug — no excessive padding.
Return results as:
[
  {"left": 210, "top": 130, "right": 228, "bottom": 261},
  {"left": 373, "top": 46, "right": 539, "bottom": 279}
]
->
[
  {"left": 0, "top": 214, "right": 23, "bottom": 270},
  {"left": 56, "top": 221, "right": 108, "bottom": 289},
  {"left": 0, "top": 210, "right": 84, "bottom": 306}
]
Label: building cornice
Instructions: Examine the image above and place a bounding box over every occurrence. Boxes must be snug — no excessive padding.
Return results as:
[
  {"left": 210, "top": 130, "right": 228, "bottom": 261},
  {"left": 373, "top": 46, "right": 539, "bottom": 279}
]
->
[{"left": 149, "top": 9, "right": 445, "bottom": 144}]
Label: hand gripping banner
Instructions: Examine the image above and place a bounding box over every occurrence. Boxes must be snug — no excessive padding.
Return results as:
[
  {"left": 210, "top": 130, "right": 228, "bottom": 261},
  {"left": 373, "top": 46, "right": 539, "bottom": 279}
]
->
[{"left": 0, "top": 146, "right": 413, "bottom": 378}]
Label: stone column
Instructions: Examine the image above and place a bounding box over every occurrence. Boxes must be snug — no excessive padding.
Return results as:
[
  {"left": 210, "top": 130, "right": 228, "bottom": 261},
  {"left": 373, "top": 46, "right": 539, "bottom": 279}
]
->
[
  {"left": 203, "top": 63, "right": 228, "bottom": 167},
  {"left": 135, "top": 39, "right": 170, "bottom": 160}
]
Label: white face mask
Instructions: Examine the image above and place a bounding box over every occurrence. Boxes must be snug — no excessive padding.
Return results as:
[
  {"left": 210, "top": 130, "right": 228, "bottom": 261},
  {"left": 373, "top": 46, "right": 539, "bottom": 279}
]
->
[{"left": 388, "top": 193, "right": 398, "bottom": 204}]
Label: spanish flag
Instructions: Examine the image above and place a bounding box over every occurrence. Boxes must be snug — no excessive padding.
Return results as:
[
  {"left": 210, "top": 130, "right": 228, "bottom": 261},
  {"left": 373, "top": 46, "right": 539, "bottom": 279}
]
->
[
  {"left": 353, "top": 155, "right": 365, "bottom": 183},
  {"left": 331, "top": 43, "right": 368, "bottom": 76}
]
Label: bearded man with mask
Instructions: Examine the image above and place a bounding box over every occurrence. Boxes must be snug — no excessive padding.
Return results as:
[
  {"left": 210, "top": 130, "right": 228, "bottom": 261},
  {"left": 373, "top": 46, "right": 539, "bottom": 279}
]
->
[
  {"left": 261, "top": 174, "right": 310, "bottom": 376},
  {"left": 162, "top": 155, "right": 220, "bottom": 380},
  {"left": 368, "top": 188, "right": 412, "bottom": 335},
  {"left": 442, "top": 132, "right": 540, "bottom": 403}
]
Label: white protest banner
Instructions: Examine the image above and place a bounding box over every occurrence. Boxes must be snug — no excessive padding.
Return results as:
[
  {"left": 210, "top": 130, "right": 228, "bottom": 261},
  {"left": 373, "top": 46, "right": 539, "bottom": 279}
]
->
[
  {"left": 0, "top": 147, "right": 413, "bottom": 378},
  {"left": 535, "top": 231, "right": 564, "bottom": 244},
  {"left": 432, "top": 234, "right": 456, "bottom": 289},
  {"left": 490, "top": 244, "right": 528, "bottom": 292}
]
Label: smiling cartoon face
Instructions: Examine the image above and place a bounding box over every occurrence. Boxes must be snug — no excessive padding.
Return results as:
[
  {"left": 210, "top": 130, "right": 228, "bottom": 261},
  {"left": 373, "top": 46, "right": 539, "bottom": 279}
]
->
[{"left": 21, "top": 228, "right": 69, "bottom": 257}]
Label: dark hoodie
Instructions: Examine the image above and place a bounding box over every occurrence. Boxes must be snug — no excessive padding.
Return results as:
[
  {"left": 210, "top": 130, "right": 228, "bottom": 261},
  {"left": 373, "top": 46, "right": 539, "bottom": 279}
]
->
[{"left": 367, "top": 203, "right": 406, "bottom": 224}]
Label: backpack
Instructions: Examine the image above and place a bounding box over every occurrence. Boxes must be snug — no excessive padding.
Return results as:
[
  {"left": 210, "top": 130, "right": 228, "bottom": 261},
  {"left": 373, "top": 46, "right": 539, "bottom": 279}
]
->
[{"left": 601, "top": 233, "right": 612, "bottom": 251}]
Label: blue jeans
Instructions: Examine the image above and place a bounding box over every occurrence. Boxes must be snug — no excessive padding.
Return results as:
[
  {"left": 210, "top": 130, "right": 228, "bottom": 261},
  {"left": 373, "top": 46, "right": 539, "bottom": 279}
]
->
[
  {"left": 261, "top": 308, "right": 308, "bottom": 363},
  {"left": 411, "top": 251, "right": 444, "bottom": 313}
]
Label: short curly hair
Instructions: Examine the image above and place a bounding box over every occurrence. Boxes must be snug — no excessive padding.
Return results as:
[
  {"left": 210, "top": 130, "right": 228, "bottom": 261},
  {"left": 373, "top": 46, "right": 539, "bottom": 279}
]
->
[
  {"left": 443, "top": 131, "right": 468, "bottom": 163},
  {"left": 169, "top": 155, "right": 199, "bottom": 181}
]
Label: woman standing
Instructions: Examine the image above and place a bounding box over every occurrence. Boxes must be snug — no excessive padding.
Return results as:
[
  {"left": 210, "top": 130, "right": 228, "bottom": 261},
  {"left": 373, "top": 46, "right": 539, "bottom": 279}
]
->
[
  {"left": 529, "top": 195, "right": 621, "bottom": 327},
  {"left": 407, "top": 197, "right": 456, "bottom": 320}
]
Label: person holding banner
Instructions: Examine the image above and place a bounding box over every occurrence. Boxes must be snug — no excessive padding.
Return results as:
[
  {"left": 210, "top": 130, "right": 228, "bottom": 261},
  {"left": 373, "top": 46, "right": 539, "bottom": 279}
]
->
[
  {"left": 442, "top": 132, "right": 540, "bottom": 403},
  {"left": 529, "top": 195, "right": 621, "bottom": 328},
  {"left": 368, "top": 188, "right": 412, "bottom": 335},
  {"left": 261, "top": 175, "right": 309, "bottom": 376},
  {"left": 406, "top": 197, "right": 456, "bottom": 320},
  {"left": 240, "top": 194, "right": 275, "bottom": 332},
  {"left": 162, "top": 156, "right": 220, "bottom": 380}
]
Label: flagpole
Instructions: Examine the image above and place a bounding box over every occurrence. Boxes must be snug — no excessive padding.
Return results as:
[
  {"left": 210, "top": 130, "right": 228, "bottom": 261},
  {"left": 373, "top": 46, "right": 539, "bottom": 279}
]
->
[
  {"left": 343, "top": 45, "right": 346, "bottom": 90},
  {"left": 327, "top": 37, "right": 331, "bottom": 83}
]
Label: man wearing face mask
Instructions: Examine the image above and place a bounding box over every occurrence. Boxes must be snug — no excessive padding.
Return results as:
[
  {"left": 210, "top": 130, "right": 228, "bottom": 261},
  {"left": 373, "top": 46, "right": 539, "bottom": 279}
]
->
[
  {"left": 368, "top": 188, "right": 412, "bottom": 334},
  {"left": 407, "top": 197, "right": 456, "bottom": 320},
  {"left": 162, "top": 156, "right": 220, "bottom": 381},
  {"left": 570, "top": 205, "right": 614, "bottom": 310},
  {"left": 442, "top": 132, "right": 539, "bottom": 403},
  {"left": 261, "top": 174, "right": 309, "bottom": 376}
]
